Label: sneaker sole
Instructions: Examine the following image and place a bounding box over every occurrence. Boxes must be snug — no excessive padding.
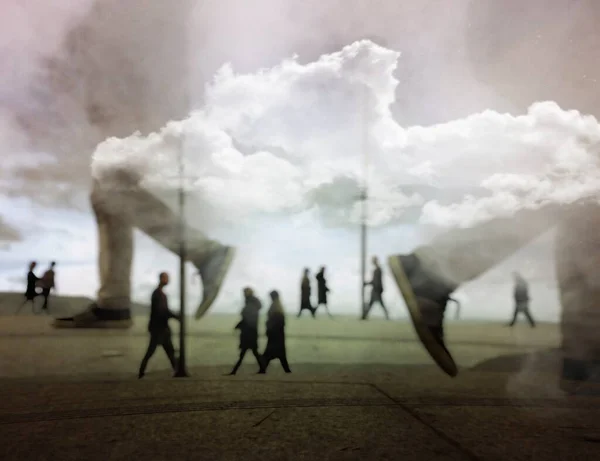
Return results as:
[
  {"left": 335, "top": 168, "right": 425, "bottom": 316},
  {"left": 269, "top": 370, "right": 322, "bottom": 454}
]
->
[
  {"left": 52, "top": 319, "right": 134, "bottom": 329},
  {"left": 387, "top": 255, "right": 458, "bottom": 377},
  {"left": 194, "top": 246, "right": 237, "bottom": 320}
]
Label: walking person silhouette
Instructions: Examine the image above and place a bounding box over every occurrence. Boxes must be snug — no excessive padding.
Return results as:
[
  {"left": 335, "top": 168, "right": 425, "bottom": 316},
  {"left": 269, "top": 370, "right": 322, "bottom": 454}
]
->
[
  {"left": 297, "top": 268, "right": 315, "bottom": 318},
  {"left": 315, "top": 266, "right": 333, "bottom": 318},
  {"left": 261, "top": 290, "right": 292, "bottom": 373},
  {"left": 40, "top": 261, "right": 57, "bottom": 313},
  {"left": 363, "top": 256, "right": 390, "bottom": 320},
  {"left": 16, "top": 262, "right": 41, "bottom": 314},
  {"left": 138, "top": 272, "right": 180, "bottom": 379},
  {"left": 229, "top": 287, "right": 265, "bottom": 375}
]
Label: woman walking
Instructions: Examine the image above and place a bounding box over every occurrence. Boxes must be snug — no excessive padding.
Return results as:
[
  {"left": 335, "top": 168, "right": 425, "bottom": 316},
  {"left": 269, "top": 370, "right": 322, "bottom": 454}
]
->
[{"left": 261, "top": 290, "right": 291, "bottom": 373}]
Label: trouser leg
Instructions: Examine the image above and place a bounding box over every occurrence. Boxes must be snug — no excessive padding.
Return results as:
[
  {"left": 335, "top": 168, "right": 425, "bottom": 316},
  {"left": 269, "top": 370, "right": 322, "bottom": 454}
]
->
[
  {"left": 139, "top": 335, "right": 159, "bottom": 376},
  {"left": 413, "top": 208, "right": 562, "bottom": 288},
  {"left": 231, "top": 348, "right": 247, "bottom": 374},
  {"left": 280, "top": 355, "right": 291, "bottom": 373},
  {"left": 252, "top": 348, "right": 265, "bottom": 371},
  {"left": 556, "top": 204, "right": 600, "bottom": 381},
  {"left": 162, "top": 334, "right": 178, "bottom": 370}
]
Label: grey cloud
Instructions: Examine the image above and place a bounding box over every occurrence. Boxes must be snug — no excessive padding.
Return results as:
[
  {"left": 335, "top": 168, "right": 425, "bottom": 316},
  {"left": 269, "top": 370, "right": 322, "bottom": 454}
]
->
[
  {"left": 0, "top": 217, "right": 21, "bottom": 242},
  {"left": 6, "top": 0, "right": 600, "bottom": 213}
]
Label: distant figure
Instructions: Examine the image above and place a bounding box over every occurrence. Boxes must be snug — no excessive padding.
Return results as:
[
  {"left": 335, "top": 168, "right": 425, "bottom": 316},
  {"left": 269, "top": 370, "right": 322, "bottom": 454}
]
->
[
  {"left": 508, "top": 272, "right": 536, "bottom": 328},
  {"left": 229, "top": 287, "right": 265, "bottom": 375},
  {"left": 138, "top": 272, "right": 180, "bottom": 379},
  {"left": 16, "top": 261, "right": 40, "bottom": 314},
  {"left": 40, "top": 261, "right": 57, "bottom": 312},
  {"left": 261, "top": 290, "right": 291, "bottom": 373},
  {"left": 363, "top": 256, "right": 390, "bottom": 320},
  {"left": 315, "top": 266, "right": 333, "bottom": 318},
  {"left": 297, "top": 268, "right": 315, "bottom": 318}
]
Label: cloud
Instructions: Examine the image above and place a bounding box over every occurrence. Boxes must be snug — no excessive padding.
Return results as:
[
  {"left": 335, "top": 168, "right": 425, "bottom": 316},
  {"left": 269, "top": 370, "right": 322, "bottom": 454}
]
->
[
  {"left": 92, "top": 41, "right": 600, "bottom": 232},
  {"left": 0, "top": 216, "right": 20, "bottom": 243}
]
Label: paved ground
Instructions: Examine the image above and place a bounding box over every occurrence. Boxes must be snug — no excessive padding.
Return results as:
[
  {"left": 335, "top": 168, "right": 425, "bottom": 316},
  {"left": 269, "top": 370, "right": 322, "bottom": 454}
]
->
[{"left": 1, "top": 313, "right": 599, "bottom": 460}]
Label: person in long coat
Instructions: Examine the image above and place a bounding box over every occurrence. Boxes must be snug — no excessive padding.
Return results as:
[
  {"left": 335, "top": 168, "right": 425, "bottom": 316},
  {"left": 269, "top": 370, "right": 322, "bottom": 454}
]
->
[
  {"left": 315, "top": 266, "right": 333, "bottom": 318},
  {"left": 297, "top": 268, "right": 315, "bottom": 318},
  {"left": 229, "top": 287, "right": 265, "bottom": 375},
  {"left": 261, "top": 290, "right": 291, "bottom": 373}
]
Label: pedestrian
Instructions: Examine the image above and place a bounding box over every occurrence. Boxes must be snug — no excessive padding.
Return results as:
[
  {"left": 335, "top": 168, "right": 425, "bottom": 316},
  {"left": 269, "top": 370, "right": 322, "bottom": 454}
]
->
[
  {"left": 261, "top": 290, "right": 291, "bottom": 373},
  {"left": 297, "top": 268, "right": 315, "bottom": 318},
  {"left": 138, "top": 272, "right": 180, "bottom": 379},
  {"left": 315, "top": 266, "right": 333, "bottom": 318},
  {"left": 363, "top": 256, "right": 390, "bottom": 320},
  {"left": 16, "top": 261, "right": 40, "bottom": 314},
  {"left": 229, "top": 287, "right": 265, "bottom": 375},
  {"left": 40, "top": 261, "right": 57, "bottom": 312},
  {"left": 507, "top": 272, "right": 536, "bottom": 328}
]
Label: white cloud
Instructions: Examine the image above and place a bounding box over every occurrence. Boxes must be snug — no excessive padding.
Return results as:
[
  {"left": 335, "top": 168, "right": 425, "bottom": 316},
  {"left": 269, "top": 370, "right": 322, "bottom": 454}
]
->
[{"left": 92, "top": 41, "right": 600, "bottom": 232}]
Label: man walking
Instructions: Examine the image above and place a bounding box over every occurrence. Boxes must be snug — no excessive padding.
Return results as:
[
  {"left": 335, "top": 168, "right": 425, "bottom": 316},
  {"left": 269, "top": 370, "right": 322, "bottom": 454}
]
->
[
  {"left": 508, "top": 272, "right": 536, "bottom": 328},
  {"left": 363, "top": 256, "right": 390, "bottom": 320},
  {"left": 138, "top": 272, "right": 180, "bottom": 379},
  {"left": 40, "top": 261, "right": 57, "bottom": 313}
]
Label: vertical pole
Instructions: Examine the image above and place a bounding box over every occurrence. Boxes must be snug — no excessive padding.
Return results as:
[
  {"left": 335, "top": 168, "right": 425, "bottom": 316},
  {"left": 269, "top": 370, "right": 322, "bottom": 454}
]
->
[
  {"left": 174, "top": 134, "right": 190, "bottom": 377},
  {"left": 174, "top": 1, "right": 191, "bottom": 378},
  {"left": 360, "top": 85, "right": 369, "bottom": 319}
]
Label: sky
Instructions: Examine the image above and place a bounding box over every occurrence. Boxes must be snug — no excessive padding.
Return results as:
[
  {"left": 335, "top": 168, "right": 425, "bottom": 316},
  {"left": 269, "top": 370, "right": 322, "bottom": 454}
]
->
[{"left": 1, "top": 0, "right": 599, "bottom": 321}]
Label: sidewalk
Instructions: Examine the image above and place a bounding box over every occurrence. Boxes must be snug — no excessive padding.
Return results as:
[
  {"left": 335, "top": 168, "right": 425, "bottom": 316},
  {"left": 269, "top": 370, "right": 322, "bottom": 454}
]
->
[{"left": 1, "top": 315, "right": 599, "bottom": 460}]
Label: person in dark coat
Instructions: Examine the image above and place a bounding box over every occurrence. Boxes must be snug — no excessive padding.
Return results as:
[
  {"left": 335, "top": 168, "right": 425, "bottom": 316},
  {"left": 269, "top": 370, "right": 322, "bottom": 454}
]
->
[
  {"left": 315, "top": 266, "right": 333, "bottom": 318},
  {"left": 138, "top": 272, "right": 180, "bottom": 379},
  {"left": 229, "top": 287, "right": 265, "bottom": 375},
  {"left": 362, "top": 256, "right": 390, "bottom": 320},
  {"left": 16, "top": 261, "right": 40, "bottom": 314},
  {"left": 261, "top": 290, "right": 291, "bottom": 373},
  {"left": 507, "top": 272, "right": 536, "bottom": 328},
  {"left": 40, "top": 261, "right": 57, "bottom": 312},
  {"left": 297, "top": 268, "right": 315, "bottom": 318}
]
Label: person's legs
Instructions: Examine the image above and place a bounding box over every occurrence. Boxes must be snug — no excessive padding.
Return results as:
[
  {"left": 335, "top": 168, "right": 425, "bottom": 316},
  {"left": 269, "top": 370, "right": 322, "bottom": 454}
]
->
[
  {"left": 520, "top": 302, "right": 536, "bottom": 328},
  {"left": 230, "top": 348, "right": 248, "bottom": 375},
  {"left": 262, "top": 355, "right": 272, "bottom": 372},
  {"left": 507, "top": 304, "right": 519, "bottom": 327},
  {"left": 55, "top": 175, "right": 236, "bottom": 328},
  {"left": 524, "top": 309, "right": 536, "bottom": 328},
  {"left": 378, "top": 297, "right": 390, "bottom": 320},
  {"left": 280, "top": 355, "right": 292, "bottom": 373},
  {"left": 139, "top": 334, "right": 159, "bottom": 378},
  {"left": 162, "top": 333, "right": 178, "bottom": 371},
  {"left": 363, "top": 296, "right": 375, "bottom": 320},
  {"left": 252, "top": 348, "right": 265, "bottom": 372},
  {"left": 556, "top": 205, "right": 600, "bottom": 387},
  {"left": 54, "top": 182, "right": 134, "bottom": 328},
  {"left": 387, "top": 206, "right": 562, "bottom": 376},
  {"left": 41, "top": 289, "right": 51, "bottom": 312}
]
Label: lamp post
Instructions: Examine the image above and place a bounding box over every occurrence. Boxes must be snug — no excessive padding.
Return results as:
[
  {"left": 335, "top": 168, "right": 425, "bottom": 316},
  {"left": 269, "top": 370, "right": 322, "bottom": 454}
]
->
[
  {"left": 174, "top": 132, "right": 190, "bottom": 378},
  {"left": 360, "top": 85, "right": 369, "bottom": 319}
]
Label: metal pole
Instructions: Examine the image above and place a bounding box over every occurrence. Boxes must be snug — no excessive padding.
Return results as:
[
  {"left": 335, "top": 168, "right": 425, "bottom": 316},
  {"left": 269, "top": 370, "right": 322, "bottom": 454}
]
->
[
  {"left": 174, "top": 133, "right": 190, "bottom": 378},
  {"left": 360, "top": 86, "right": 369, "bottom": 319}
]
